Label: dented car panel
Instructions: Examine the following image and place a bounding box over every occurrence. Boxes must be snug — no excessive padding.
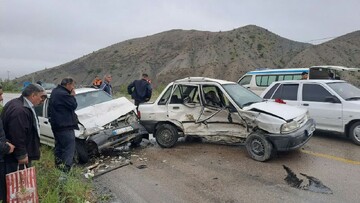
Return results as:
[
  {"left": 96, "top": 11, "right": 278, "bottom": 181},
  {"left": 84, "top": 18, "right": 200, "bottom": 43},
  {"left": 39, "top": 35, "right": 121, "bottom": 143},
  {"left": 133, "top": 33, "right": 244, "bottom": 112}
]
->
[
  {"left": 36, "top": 88, "right": 148, "bottom": 162},
  {"left": 139, "top": 77, "right": 315, "bottom": 161}
]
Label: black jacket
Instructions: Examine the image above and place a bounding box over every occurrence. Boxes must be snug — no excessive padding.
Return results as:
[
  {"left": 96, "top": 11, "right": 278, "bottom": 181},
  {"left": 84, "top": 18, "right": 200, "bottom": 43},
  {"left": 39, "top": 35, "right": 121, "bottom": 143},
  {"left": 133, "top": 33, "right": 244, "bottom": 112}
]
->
[
  {"left": 48, "top": 85, "right": 79, "bottom": 132},
  {"left": 1, "top": 96, "right": 40, "bottom": 162},
  {"left": 0, "top": 118, "right": 10, "bottom": 162},
  {"left": 127, "top": 79, "right": 152, "bottom": 103}
]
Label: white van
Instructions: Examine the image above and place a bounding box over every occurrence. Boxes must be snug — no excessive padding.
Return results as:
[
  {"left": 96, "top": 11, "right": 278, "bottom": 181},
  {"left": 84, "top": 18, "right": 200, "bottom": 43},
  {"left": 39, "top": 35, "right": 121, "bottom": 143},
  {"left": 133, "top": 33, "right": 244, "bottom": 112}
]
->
[{"left": 238, "top": 66, "right": 360, "bottom": 95}]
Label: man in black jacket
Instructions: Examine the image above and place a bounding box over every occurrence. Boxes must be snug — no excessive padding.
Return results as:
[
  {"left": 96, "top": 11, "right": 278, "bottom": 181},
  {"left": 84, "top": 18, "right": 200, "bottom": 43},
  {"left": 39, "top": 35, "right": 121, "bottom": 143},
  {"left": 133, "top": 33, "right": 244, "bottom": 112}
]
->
[
  {"left": 0, "top": 85, "right": 15, "bottom": 202},
  {"left": 1, "top": 84, "right": 46, "bottom": 200},
  {"left": 127, "top": 74, "right": 152, "bottom": 110},
  {"left": 48, "top": 77, "right": 78, "bottom": 173}
]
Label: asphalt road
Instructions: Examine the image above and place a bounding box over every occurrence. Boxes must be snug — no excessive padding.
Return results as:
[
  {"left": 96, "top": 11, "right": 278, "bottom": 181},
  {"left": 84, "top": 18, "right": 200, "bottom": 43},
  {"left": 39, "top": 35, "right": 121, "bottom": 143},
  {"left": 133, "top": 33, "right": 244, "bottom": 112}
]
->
[{"left": 95, "top": 133, "right": 360, "bottom": 203}]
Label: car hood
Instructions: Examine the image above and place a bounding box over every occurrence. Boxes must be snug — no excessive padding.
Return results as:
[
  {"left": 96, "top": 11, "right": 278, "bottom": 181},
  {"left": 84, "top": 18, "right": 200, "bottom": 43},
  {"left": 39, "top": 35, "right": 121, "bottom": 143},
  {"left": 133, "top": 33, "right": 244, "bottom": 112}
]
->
[
  {"left": 244, "top": 101, "right": 307, "bottom": 121},
  {"left": 76, "top": 97, "right": 136, "bottom": 131}
]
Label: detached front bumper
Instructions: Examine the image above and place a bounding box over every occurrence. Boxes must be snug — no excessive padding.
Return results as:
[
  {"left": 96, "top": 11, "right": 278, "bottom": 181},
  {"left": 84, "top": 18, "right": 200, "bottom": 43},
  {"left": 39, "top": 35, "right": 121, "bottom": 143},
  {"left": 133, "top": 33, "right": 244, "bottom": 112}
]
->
[
  {"left": 266, "top": 119, "right": 315, "bottom": 151},
  {"left": 88, "top": 122, "right": 148, "bottom": 151}
]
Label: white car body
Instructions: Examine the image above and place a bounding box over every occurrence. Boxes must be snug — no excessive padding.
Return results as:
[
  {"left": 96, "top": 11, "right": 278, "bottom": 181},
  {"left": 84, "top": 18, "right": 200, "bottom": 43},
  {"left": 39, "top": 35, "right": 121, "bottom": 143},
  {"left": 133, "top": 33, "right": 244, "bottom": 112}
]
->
[
  {"left": 261, "top": 80, "right": 360, "bottom": 145},
  {"left": 139, "top": 77, "right": 315, "bottom": 162}
]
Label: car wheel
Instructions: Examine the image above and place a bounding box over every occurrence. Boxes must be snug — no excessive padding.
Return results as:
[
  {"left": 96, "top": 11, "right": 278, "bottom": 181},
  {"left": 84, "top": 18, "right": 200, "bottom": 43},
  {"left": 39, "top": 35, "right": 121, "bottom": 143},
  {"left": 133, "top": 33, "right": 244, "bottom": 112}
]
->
[
  {"left": 245, "top": 133, "right": 273, "bottom": 162},
  {"left": 349, "top": 121, "right": 360, "bottom": 145},
  {"left": 74, "top": 139, "right": 89, "bottom": 164},
  {"left": 155, "top": 124, "right": 179, "bottom": 148}
]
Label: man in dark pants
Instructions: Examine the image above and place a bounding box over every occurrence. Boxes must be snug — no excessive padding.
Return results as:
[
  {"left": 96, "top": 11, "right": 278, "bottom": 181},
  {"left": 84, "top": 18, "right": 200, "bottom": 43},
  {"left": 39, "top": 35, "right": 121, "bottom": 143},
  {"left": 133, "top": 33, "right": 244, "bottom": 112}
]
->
[
  {"left": 1, "top": 84, "right": 46, "bottom": 201},
  {"left": 48, "top": 77, "right": 78, "bottom": 173},
  {"left": 0, "top": 85, "right": 15, "bottom": 202},
  {"left": 127, "top": 73, "right": 152, "bottom": 111}
]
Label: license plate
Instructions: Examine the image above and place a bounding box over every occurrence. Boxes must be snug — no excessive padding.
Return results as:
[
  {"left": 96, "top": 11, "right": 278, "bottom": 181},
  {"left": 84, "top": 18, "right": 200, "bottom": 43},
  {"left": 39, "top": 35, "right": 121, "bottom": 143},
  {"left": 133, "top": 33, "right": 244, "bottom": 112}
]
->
[{"left": 112, "top": 126, "right": 134, "bottom": 135}]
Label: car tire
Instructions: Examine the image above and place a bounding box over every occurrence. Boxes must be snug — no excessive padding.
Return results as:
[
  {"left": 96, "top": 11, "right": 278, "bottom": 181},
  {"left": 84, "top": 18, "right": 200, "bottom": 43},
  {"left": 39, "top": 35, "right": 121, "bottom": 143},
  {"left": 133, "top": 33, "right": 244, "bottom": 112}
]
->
[
  {"left": 349, "top": 121, "right": 360, "bottom": 145},
  {"left": 245, "top": 133, "right": 273, "bottom": 162},
  {"left": 155, "top": 124, "right": 179, "bottom": 148},
  {"left": 74, "top": 139, "right": 89, "bottom": 164}
]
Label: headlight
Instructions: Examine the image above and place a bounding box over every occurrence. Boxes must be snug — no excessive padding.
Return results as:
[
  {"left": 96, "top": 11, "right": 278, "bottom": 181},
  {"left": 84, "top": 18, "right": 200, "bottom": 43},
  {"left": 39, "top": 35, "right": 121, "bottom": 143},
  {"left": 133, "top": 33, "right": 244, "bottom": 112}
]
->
[{"left": 281, "top": 120, "right": 299, "bottom": 134}]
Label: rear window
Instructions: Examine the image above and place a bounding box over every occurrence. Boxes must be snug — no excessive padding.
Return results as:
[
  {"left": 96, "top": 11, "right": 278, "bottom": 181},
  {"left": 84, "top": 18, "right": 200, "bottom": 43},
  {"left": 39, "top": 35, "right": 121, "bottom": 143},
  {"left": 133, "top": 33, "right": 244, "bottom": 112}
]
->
[
  {"left": 263, "top": 83, "right": 280, "bottom": 99},
  {"left": 302, "top": 84, "right": 332, "bottom": 102},
  {"left": 272, "top": 84, "right": 298, "bottom": 100}
]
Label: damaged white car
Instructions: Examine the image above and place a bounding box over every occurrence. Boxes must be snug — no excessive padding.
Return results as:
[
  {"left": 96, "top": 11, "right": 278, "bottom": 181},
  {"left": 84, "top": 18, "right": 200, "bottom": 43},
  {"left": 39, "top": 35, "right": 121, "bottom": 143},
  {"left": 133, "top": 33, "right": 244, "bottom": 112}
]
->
[
  {"left": 34, "top": 88, "right": 148, "bottom": 163},
  {"left": 138, "top": 77, "right": 315, "bottom": 162}
]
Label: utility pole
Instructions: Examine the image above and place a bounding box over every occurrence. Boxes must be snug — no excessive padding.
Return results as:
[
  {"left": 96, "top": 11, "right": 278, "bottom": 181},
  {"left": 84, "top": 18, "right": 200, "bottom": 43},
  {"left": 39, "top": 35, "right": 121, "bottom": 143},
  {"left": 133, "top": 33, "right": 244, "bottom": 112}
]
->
[{"left": 7, "top": 70, "right": 10, "bottom": 81}]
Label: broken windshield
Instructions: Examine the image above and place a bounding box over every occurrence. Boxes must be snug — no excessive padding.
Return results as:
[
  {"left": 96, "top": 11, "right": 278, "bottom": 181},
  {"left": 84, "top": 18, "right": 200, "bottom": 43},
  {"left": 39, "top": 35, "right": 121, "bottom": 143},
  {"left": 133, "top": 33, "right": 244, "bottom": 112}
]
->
[{"left": 222, "top": 84, "right": 263, "bottom": 108}]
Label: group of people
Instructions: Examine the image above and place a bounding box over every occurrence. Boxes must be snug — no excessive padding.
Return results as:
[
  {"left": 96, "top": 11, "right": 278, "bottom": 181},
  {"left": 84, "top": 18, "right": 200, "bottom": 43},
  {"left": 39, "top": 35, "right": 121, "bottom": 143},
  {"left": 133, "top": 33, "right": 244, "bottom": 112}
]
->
[{"left": 0, "top": 78, "right": 79, "bottom": 201}]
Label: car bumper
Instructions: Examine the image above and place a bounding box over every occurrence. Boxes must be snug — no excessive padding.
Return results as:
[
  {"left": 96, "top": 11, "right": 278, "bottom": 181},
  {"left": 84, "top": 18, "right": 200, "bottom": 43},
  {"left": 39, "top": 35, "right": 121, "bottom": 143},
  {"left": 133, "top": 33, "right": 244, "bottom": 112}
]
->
[
  {"left": 266, "top": 119, "right": 315, "bottom": 151},
  {"left": 88, "top": 122, "right": 148, "bottom": 151}
]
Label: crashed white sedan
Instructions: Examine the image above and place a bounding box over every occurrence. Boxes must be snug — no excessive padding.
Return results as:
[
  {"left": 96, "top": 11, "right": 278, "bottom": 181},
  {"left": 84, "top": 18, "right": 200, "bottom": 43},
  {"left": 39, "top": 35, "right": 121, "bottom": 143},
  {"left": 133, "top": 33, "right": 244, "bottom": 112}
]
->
[
  {"left": 138, "top": 77, "right": 315, "bottom": 162},
  {"left": 34, "top": 88, "right": 148, "bottom": 163}
]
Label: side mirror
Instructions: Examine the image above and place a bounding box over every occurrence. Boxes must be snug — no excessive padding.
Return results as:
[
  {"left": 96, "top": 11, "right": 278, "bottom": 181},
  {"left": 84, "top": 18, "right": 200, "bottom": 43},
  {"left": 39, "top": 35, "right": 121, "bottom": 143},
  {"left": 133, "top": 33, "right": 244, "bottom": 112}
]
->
[{"left": 325, "top": 96, "right": 341, "bottom": 103}]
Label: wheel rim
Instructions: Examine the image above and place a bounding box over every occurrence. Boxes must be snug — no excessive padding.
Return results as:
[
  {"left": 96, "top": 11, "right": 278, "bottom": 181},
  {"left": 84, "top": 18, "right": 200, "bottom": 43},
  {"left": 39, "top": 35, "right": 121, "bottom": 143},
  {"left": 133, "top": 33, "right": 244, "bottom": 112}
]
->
[
  {"left": 158, "top": 129, "right": 174, "bottom": 145},
  {"left": 353, "top": 125, "right": 360, "bottom": 142},
  {"left": 250, "top": 138, "right": 265, "bottom": 156}
]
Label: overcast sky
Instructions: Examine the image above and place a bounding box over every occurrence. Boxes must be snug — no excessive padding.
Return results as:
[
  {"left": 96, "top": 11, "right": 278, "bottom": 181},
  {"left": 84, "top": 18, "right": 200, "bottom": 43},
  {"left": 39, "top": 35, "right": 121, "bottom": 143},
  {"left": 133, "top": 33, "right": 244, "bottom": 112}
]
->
[{"left": 1, "top": 0, "right": 359, "bottom": 80}]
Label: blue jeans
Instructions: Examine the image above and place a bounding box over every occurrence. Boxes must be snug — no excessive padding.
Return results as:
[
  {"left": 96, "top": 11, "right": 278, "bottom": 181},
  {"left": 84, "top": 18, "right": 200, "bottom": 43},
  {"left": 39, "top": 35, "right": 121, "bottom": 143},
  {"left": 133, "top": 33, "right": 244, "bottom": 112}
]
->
[{"left": 53, "top": 129, "right": 75, "bottom": 172}]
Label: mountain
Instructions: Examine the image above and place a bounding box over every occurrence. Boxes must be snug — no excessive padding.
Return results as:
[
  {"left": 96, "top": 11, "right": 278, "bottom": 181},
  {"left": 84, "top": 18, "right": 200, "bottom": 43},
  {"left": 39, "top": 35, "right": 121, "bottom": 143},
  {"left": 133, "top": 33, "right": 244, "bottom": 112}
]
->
[{"left": 15, "top": 25, "right": 360, "bottom": 90}]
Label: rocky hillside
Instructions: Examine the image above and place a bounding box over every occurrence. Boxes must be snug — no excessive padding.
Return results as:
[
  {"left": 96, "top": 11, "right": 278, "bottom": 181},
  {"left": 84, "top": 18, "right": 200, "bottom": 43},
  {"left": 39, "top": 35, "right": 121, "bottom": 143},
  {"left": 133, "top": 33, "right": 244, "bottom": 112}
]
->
[{"left": 16, "top": 25, "right": 360, "bottom": 90}]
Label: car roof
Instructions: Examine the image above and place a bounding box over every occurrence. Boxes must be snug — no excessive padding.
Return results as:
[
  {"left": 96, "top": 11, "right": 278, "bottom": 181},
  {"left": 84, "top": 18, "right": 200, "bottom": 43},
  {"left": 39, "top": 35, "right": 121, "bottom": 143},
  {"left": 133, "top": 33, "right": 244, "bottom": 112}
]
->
[
  {"left": 272, "top": 79, "right": 347, "bottom": 85},
  {"left": 46, "top": 87, "right": 100, "bottom": 95},
  {"left": 174, "top": 77, "right": 235, "bottom": 85}
]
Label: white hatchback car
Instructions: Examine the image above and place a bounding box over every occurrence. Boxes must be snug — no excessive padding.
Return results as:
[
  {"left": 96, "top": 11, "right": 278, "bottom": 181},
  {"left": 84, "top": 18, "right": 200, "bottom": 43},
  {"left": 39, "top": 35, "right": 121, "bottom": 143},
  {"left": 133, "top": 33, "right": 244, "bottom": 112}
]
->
[
  {"left": 261, "top": 80, "right": 360, "bottom": 145},
  {"left": 139, "top": 77, "right": 315, "bottom": 162},
  {"left": 34, "top": 88, "right": 148, "bottom": 163}
]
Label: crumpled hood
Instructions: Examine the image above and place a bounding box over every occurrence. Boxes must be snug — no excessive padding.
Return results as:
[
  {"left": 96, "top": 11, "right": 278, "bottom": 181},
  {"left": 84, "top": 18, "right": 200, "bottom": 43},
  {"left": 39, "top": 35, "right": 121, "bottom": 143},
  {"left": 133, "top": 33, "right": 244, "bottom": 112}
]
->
[
  {"left": 76, "top": 97, "right": 136, "bottom": 130},
  {"left": 243, "top": 101, "right": 307, "bottom": 121}
]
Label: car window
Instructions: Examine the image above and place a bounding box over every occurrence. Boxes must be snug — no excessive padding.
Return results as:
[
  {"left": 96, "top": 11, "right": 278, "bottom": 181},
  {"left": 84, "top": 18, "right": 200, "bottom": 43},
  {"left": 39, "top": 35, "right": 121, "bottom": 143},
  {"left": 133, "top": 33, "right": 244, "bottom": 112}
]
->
[
  {"left": 158, "top": 85, "right": 173, "bottom": 105},
  {"left": 302, "top": 84, "right": 332, "bottom": 102},
  {"left": 238, "top": 75, "right": 252, "bottom": 86},
  {"left": 202, "top": 85, "right": 224, "bottom": 107},
  {"left": 327, "top": 82, "right": 360, "bottom": 100},
  {"left": 222, "top": 84, "right": 263, "bottom": 108},
  {"left": 170, "top": 85, "right": 198, "bottom": 104},
  {"left": 272, "top": 84, "right": 298, "bottom": 100},
  {"left": 34, "top": 103, "right": 44, "bottom": 117},
  {"left": 75, "top": 90, "right": 113, "bottom": 110},
  {"left": 263, "top": 83, "right": 280, "bottom": 99}
]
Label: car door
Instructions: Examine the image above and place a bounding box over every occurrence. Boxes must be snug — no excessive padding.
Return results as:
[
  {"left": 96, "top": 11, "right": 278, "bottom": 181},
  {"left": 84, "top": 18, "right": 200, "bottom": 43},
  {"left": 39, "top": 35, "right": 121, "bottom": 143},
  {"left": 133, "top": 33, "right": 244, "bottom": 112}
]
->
[
  {"left": 300, "top": 83, "right": 343, "bottom": 132},
  {"left": 167, "top": 84, "right": 203, "bottom": 135},
  {"left": 197, "top": 84, "right": 246, "bottom": 139},
  {"left": 34, "top": 98, "right": 55, "bottom": 146}
]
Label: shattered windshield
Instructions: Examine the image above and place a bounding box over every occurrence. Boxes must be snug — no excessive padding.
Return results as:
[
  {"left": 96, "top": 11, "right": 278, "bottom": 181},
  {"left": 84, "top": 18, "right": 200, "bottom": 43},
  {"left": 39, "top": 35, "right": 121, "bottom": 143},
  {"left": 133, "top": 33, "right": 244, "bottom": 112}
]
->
[
  {"left": 75, "top": 90, "right": 113, "bottom": 110},
  {"left": 327, "top": 82, "right": 360, "bottom": 100},
  {"left": 222, "top": 84, "right": 263, "bottom": 108}
]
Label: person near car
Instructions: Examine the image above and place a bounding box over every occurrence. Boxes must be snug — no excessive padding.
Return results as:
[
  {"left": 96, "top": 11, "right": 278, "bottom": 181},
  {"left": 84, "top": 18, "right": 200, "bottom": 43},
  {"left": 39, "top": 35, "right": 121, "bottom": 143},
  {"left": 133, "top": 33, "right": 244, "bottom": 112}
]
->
[
  {"left": 92, "top": 75, "right": 102, "bottom": 88},
  {"left": 0, "top": 85, "right": 16, "bottom": 202},
  {"left": 48, "top": 77, "right": 79, "bottom": 173},
  {"left": 0, "top": 84, "right": 46, "bottom": 200},
  {"left": 127, "top": 73, "right": 152, "bottom": 110},
  {"left": 100, "top": 74, "right": 113, "bottom": 96},
  {"left": 301, "top": 72, "right": 308, "bottom": 80}
]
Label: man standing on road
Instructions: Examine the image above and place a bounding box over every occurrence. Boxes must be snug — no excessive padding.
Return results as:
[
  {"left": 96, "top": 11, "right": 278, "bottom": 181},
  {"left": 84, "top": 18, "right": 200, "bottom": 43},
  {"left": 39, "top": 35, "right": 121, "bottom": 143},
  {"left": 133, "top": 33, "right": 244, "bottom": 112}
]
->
[
  {"left": 127, "top": 73, "right": 152, "bottom": 111},
  {"left": 100, "top": 74, "right": 113, "bottom": 96},
  {"left": 1, "top": 84, "right": 46, "bottom": 199},
  {"left": 48, "top": 78, "right": 79, "bottom": 173},
  {"left": 0, "top": 85, "right": 15, "bottom": 202}
]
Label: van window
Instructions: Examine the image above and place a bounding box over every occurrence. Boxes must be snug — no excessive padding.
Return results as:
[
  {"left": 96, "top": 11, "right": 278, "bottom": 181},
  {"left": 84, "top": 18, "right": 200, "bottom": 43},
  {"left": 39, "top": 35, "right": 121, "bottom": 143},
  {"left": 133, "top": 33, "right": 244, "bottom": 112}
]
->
[
  {"left": 272, "top": 84, "right": 298, "bottom": 100},
  {"left": 302, "top": 84, "right": 332, "bottom": 102},
  {"left": 238, "top": 75, "right": 252, "bottom": 86}
]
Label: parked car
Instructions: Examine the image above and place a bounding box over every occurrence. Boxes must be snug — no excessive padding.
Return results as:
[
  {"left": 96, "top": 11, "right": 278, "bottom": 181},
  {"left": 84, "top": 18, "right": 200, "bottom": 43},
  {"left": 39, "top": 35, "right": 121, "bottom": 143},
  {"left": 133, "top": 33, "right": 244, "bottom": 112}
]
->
[
  {"left": 34, "top": 88, "right": 148, "bottom": 163},
  {"left": 261, "top": 80, "right": 360, "bottom": 145},
  {"left": 138, "top": 77, "right": 315, "bottom": 162}
]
